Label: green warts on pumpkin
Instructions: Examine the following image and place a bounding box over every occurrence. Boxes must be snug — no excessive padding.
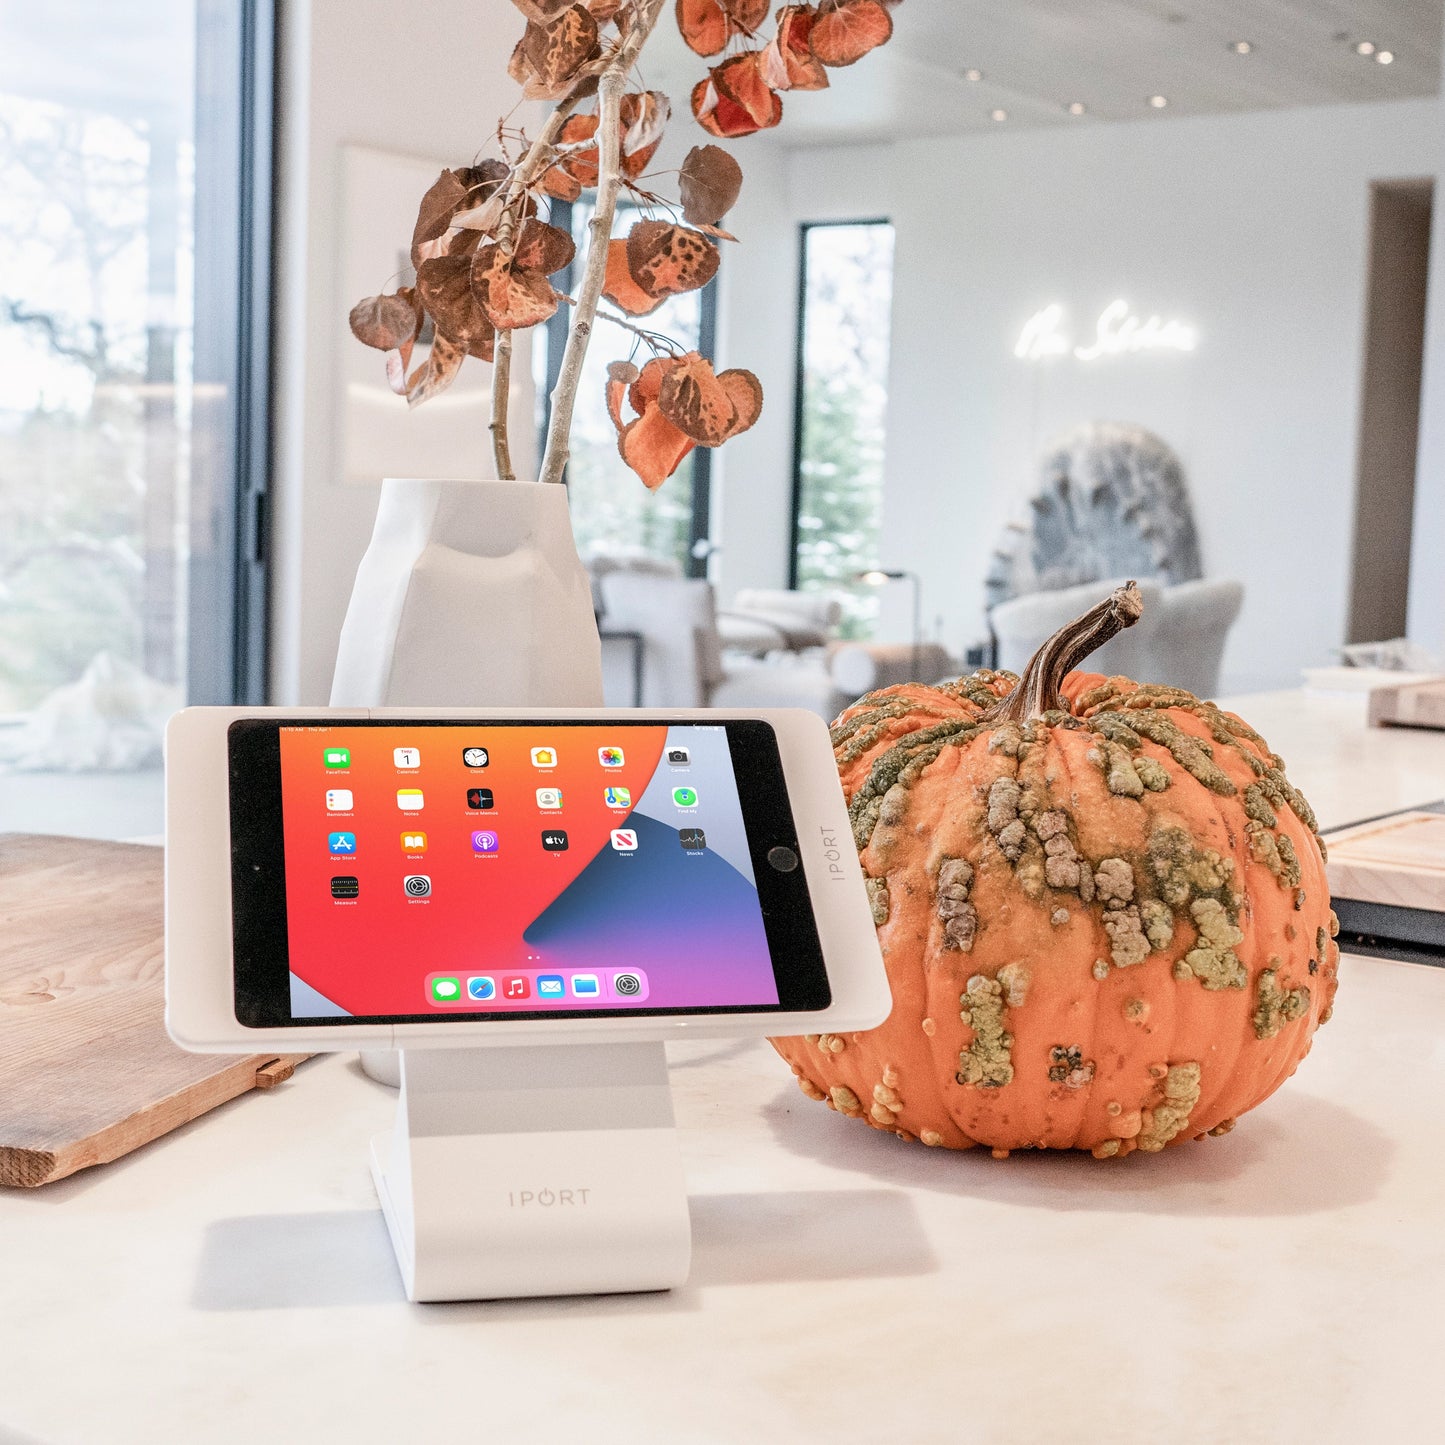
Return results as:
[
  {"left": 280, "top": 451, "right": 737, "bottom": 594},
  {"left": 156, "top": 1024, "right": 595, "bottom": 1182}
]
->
[
  {"left": 956, "top": 975, "right": 1014, "bottom": 1088},
  {"left": 935, "top": 858, "right": 976, "bottom": 952},
  {"left": 1135, "top": 1061, "right": 1203, "bottom": 1152},
  {"left": 1252, "top": 963, "right": 1311, "bottom": 1039}
]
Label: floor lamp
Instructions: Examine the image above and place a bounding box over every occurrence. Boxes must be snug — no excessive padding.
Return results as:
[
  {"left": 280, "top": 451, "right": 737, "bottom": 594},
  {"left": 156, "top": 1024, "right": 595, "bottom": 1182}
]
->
[{"left": 855, "top": 568, "right": 922, "bottom": 680}]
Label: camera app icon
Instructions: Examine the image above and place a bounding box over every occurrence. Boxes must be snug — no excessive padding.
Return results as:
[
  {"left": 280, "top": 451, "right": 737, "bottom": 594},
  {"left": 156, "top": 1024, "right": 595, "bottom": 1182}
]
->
[
  {"left": 666, "top": 746, "right": 691, "bottom": 766},
  {"left": 403, "top": 874, "right": 432, "bottom": 898}
]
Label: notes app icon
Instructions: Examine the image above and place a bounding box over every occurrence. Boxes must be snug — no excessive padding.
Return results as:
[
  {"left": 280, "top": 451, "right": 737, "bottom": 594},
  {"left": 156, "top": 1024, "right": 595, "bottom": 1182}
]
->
[{"left": 397, "top": 788, "right": 424, "bottom": 811}]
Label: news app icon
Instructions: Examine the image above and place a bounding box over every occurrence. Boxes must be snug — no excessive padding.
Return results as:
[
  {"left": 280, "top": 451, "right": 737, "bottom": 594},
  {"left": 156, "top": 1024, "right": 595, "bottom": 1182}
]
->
[
  {"left": 397, "top": 788, "right": 424, "bottom": 811},
  {"left": 610, "top": 829, "right": 638, "bottom": 852},
  {"left": 571, "top": 974, "right": 601, "bottom": 998},
  {"left": 603, "top": 786, "right": 631, "bottom": 809},
  {"left": 503, "top": 976, "right": 530, "bottom": 1000},
  {"left": 537, "top": 975, "right": 565, "bottom": 998},
  {"left": 328, "top": 832, "right": 357, "bottom": 855},
  {"left": 466, "top": 976, "right": 496, "bottom": 1001},
  {"left": 530, "top": 747, "right": 557, "bottom": 768},
  {"left": 666, "top": 746, "right": 690, "bottom": 766},
  {"left": 393, "top": 747, "right": 420, "bottom": 768},
  {"left": 403, "top": 874, "right": 432, "bottom": 898},
  {"left": 679, "top": 828, "right": 706, "bottom": 851},
  {"left": 541, "top": 830, "right": 569, "bottom": 851},
  {"left": 324, "top": 746, "right": 350, "bottom": 769},
  {"left": 466, "top": 787, "right": 494, "bottom": 810},
  {"left": 471, "top": 830, "right": 499, "bottom": 854},
  {"left": 598, "top": 746, "right": 625, "bottom": 768},
  {"left": 325, "top": 789, "right": 353, "bottom": 811},
  {"left": 330, "top": 876, "right": 359, "bottom": 900},
  {"left": 400, "top": 831, "right": 427, "bottom": 853},
  {"left": 672, "top": 786, "right": 699, "bottom": 808},
  {"left": 536, "top": 787, "right": 562, "bottom": 810},
  {"left": 430, "top": 976, "right": 461, "bottom": 1003},
  {"left": 462, "top": 747, "right": 489, "bottom": 768}
]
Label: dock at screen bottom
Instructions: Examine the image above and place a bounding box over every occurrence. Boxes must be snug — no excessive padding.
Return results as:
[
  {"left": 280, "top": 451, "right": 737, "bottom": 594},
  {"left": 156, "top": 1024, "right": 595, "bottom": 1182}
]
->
[{"left": 274, "top": 720, "right": 785, "bottom": 1018}]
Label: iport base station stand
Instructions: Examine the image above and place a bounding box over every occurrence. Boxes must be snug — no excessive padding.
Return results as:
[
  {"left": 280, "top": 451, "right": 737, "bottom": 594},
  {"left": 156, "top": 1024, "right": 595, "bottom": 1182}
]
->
[{"left": 370, "top": 1042, "right": 691, "bottom": 1302}]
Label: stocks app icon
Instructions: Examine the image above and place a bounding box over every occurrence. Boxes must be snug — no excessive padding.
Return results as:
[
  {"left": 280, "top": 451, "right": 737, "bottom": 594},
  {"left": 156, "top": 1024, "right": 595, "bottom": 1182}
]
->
[{"left": 679, "top": 828, "right": 706, "bottom": 851}]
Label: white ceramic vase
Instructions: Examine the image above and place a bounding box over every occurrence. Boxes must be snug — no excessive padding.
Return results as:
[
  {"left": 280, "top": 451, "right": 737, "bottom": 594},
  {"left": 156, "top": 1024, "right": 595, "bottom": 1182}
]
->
[
  {"left": 331, "top": 477, "right": 604, "bottom": 710},
  {"left": 331, "top": 478, "right": 604, "bottom": 1087}
]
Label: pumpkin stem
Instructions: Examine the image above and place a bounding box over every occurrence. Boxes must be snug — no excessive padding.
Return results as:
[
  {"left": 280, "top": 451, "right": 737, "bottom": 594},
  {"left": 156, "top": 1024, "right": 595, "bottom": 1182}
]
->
[{"left": 983, "top": 581, "right": 1144, "bottom": 724}]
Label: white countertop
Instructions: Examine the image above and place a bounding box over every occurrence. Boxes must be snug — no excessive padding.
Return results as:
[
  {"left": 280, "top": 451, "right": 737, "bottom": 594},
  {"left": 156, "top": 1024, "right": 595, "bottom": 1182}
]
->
[{"left": 2, "top": 691, "right": 1444, "bottom": 1445}]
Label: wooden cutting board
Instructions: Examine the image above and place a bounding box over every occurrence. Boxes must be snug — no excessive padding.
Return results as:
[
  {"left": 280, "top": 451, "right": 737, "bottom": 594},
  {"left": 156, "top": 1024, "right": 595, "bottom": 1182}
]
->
[
  {"left": 1368, "top": 677, "right": 1445, "bottom": 730},
  {"left": 0, "top": 833, "right": 305, "bottom": 1187},
  {"left": 1324, "top": 811, "right": 1445, "bottom": 912}
]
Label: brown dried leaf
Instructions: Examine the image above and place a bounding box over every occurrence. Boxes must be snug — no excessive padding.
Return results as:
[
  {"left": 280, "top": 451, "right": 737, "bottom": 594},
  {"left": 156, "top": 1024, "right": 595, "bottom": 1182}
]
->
[
  {"left": 416, "top": 255, "right": 496, "bottom": 361},
  {"left": 521, "top": 5, "right": 601, "bottom": 92},
  {"left": 810, "top": 0, "right": 893, "bottom": 67},
  {"left": 620, "top": 90, "right": 671, "bottom": 170},
  {"left": 349, "top": 292, "right": 420, "bottom": 351},
  {"left": 587, "top": 0, "right": 625, "bottom": 21},
  {"left": 405, "top": 334, "right": 466, "bottom": 409},
  {"left": 658, "top": 351, "right": 737, "bottom": 445},
  {"left": 473, "top": 243, "right": 562, "bottom": 329},
  {"left": 625, "top": 220, "right": 720, "bottom": 300},
  {"left": 629, "top": 355, "right": 677, "bottom": 415},
  {"left": 511, "top": 0, "right": 573, "bottom": 20},
  {"left": 679, "top": 144, "right": 743, "bottom": 226},
  {"left": 606, "top": 359, "right": 640, "bottom": 432},
  {"left": 513, "top": 218, "right": 577, "bottom": 276},
  {"left": 411, "top": 170, "right": 470, "bottom": 268},
  {"left": 713, "top": 51, "right": 782, "bottom": 126}
]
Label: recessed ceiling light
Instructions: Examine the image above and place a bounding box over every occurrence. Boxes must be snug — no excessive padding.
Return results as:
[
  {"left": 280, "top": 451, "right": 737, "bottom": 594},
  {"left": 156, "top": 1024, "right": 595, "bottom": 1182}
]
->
[
  {"left": 1354, "top": 40, "right": 1377, "bottom": 55},
  {"left": 1148, "top": 94, "right": 1169, "bottom": 109},
  {"left": 990, "top": 108, "right": 1008, "bottom": 122},
  {"left": 963, "top": 67, "right": 984, "bottom": 82},
  {"left": 1066, "top": 101, "right": 1087, "bottom": 115},
  {"left": 1376, "top": 49, "right": 1395, "bottom": 65},
  {"left": 1228, "top": 40, "right": 1253, "bottom": 54}
]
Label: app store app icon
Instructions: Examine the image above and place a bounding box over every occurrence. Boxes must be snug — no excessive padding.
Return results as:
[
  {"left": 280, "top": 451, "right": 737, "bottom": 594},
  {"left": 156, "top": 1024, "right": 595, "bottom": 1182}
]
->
[{"left": 328, "top": 832, "right": 357, "bottom": 855}]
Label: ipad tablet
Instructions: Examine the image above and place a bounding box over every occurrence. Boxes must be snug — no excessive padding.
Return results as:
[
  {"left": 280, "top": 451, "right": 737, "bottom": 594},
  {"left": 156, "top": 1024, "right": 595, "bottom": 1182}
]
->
[{"left": 166, "top": 707, "right": 891, "bottom": 1050}]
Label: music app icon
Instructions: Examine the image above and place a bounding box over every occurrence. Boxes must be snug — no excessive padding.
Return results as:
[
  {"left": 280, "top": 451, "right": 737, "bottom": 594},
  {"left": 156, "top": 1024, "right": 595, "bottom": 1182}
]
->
[{"left": 503, "top": 976, "right": 530, "bottom": 1000}]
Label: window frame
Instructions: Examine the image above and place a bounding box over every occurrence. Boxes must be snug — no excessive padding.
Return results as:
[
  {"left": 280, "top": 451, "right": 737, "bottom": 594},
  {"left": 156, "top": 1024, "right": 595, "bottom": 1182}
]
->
[{"left": 787, "top": 216, "right": 892, "bottom": 593}]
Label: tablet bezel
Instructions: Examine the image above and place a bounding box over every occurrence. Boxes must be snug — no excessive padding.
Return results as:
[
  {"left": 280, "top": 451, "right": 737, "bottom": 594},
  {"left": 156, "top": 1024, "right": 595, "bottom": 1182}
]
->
[{"left": 166, "top": 706, "right": 892, "bottom": 1052}]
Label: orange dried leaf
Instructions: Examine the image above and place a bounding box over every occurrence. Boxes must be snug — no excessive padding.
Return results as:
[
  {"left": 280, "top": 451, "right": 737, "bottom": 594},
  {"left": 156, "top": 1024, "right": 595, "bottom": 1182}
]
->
[
  {"left": 606, "top": 359, "right": 640, "bottom": 433},
  {"left": 716, "top": 367, "right": 763, "bottom": 440},
  {"left": 544, "top": 113, "right": 601, "bottom": 197},
  {"left": 619, "top": 406, "right": 696, "bottom": 490},
  {"left": 763, "top": 5, "right": 830, "bottom": 91},
  {"left": 658, "top": 352, "right": 737, "bottom": 445},
  {"left": 721, "top": 0, "right": 769, "bottom": 32},
  {"left": 620, "top": 90, "right": 671, "bottom": 176},
  {"left": 629, "top": 355, "right": 678, "bottom": 414},
  {"left": 602, "top": 239, "right": 666, "bottom": 316},
  {"left": 349, "top": 292, "right": 420, "bottom": 352},
  {"left": 626, "top": 220, "right": 721, "bottom": 301},
  {"left": 678, "top": 144, "right": 743, "bottom": 226},
  {"left": 810, "top": 0, "right": 893, "bottom": 67},
  {"left": 713, "top": 52, "right": 782, "bottom": 127},
  {"left": 385, "top": 344, "right": 412, "bottom": 396},
  {"left": 511, "top": 0, "right": 573, "bottom": 19},
  {"left": 676, "top": 0, "right": 730, "bottom": 57},
  {"left": 513, "top": 218, "right": 576, "bottom": 276},
  {"left": 405, "top": 335, "right": 466, "bottom": 409},
  {"left": 416, "top": 255, "right": 496, "bottom": 361}
]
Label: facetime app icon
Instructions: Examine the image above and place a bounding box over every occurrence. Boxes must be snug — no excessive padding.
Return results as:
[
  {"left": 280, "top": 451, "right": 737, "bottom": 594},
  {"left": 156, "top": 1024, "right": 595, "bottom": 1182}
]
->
[{"left": 324, "top": 746, "right": 350, "bottom": 769}]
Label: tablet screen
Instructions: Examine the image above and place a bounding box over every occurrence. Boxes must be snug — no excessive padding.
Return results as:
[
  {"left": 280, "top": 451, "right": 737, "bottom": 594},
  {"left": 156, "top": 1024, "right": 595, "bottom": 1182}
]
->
[{"left": 228, "top": 719, "right": 829, "bottom": 1025}]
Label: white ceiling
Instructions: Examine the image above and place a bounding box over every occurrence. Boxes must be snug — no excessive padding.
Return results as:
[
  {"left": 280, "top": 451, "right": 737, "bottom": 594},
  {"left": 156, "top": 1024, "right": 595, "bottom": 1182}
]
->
[{"left": 641, "top": 0, "right": 1443, "bottom": 145}]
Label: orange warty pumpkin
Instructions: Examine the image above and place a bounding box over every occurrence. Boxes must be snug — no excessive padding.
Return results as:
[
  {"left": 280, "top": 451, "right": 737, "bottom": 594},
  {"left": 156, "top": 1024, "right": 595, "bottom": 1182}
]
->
[{"left": 771, "top": 583, "right": 1340, "bottom": 1158}]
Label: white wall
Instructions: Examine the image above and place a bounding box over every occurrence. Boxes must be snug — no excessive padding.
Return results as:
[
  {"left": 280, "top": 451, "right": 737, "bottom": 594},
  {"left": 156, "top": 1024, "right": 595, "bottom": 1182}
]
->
[
  {"left": 715, "top": 99, "right": 1439, "bottom": 694},
  {"left": 271, "top": 0, "right": 537, "bottom": 703}
]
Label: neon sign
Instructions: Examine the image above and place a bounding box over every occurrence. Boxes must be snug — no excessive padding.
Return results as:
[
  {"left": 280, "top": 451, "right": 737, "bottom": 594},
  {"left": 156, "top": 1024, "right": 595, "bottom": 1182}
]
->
[{"left": 1014, "top": 301, "right": 1198, "bottom": 362}]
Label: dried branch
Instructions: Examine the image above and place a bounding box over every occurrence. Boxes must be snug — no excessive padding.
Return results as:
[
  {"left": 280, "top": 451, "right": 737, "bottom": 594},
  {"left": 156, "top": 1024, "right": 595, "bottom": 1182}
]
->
[{"left": 539, "top": 0, "right": 670, "bottom": 486}]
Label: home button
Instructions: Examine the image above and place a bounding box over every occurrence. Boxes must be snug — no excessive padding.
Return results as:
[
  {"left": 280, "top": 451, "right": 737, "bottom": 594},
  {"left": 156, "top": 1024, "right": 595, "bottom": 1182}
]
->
[{"left": 767, "top": 846, "right": 799, "bottom": 873}]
